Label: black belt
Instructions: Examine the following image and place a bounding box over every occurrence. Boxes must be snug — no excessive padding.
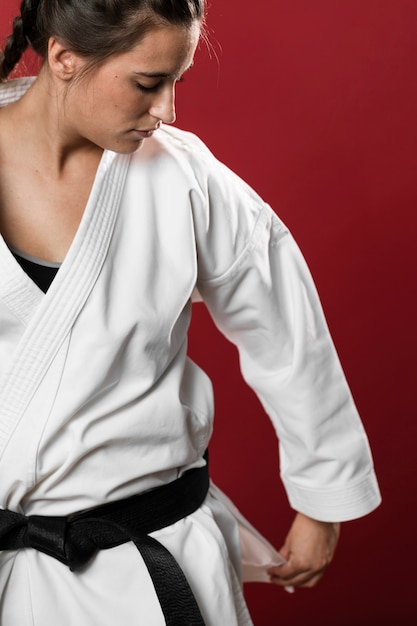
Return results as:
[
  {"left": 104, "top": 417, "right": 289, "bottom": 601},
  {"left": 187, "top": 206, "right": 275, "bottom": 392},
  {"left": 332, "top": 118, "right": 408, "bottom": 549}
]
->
[{"left": 0, "top": 460, "right": 209, "bottom": 625}]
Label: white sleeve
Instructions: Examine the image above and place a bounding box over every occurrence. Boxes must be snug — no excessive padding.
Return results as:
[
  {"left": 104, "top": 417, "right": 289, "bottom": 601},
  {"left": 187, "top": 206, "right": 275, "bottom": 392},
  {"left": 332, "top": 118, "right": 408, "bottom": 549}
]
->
[{"left": 189, "top": 143, "right": 381, "bottom": 522}]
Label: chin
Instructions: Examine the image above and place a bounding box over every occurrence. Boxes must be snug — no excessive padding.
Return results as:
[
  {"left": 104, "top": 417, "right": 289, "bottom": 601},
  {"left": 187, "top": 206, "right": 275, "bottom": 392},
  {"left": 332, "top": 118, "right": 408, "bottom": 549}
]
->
[{"left": 109, "top": 138, "right": 145, "bottom": 154}]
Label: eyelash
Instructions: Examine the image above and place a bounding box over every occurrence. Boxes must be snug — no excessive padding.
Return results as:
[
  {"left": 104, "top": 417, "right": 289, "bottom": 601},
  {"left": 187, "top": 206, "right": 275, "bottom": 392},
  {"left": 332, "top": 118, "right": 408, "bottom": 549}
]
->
[
  {"left": 136, "top": 77, "right": 184, "bottom": 94},
  {"left": 136, "top": 83, "right": 161, "bottom": 94}
]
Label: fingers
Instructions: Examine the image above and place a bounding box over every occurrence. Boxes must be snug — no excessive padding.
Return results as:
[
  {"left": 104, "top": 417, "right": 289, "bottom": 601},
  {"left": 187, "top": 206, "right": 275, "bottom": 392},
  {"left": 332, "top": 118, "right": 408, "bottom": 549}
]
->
[
  {"left": 267, "top": 557, "right": 327, "bottom": 588},
  {"left": 266, "top": 513, "right": 341, "bottom": 589}
]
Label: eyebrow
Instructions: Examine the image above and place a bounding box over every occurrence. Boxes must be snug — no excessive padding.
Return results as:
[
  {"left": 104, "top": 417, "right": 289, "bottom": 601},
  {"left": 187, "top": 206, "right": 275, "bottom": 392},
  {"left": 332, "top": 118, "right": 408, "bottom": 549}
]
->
[{"left": 134, "top": 63, "right": 194, "bottom": 80}]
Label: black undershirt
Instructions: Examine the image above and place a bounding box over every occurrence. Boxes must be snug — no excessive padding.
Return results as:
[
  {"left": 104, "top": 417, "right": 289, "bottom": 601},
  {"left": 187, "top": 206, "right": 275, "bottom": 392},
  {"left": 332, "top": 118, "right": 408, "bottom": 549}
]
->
[{"left": 11, "top": 250, "right": 60, "bottom": 293}]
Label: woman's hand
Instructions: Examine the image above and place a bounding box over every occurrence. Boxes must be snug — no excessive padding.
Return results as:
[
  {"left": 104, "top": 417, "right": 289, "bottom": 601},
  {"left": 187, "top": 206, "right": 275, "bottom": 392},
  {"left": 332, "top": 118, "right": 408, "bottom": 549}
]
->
[{"left": 267, "top": 512, "right": 340, "bottom": 588}]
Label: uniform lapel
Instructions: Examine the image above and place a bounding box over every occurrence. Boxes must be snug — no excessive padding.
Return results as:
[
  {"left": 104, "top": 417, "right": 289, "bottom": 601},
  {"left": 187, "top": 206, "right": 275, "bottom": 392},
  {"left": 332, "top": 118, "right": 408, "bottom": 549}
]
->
[
  {"left": 0, "top": 237, "right": 44, "bottom": 325},
  {"left": 0, "top": 149, "right": 131, "bottom": 459}
]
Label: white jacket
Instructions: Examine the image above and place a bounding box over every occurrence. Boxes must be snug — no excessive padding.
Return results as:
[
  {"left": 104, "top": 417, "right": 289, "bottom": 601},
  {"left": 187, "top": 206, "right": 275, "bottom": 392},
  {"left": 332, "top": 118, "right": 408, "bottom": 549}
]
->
[{"left": 0, "top": 78, "right": 380, "bottom": 625}]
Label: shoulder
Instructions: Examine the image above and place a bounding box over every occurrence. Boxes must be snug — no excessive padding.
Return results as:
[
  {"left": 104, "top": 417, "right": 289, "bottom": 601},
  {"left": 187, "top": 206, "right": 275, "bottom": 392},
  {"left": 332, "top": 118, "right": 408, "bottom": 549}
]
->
[
  {"left": 0, "top": 77, "right": 37, "bottom": 153},
  {"left": 127, "top": 124, "right": 225, "bottom": 196},
  {"left": 157, "top": 125, "right": 212, "bottom": 157},
  {"left": 147, "top": 125, "right": 266, "bottom": 207},
  {"left": 128, "top": 124, "right": 274, "bottom": 227},
  {"left": 0, "top": 76, "right": 35, "bottom": 108},
  {"left": 147, "top": 125, "right": 218, "bottom": 179}
]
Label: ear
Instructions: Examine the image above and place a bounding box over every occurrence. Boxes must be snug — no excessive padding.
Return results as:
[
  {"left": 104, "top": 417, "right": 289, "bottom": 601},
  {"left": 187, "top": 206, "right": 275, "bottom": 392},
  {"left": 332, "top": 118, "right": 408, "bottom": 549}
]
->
[{"left": 47, "top": 37, "right": 82, "bottom": 80}]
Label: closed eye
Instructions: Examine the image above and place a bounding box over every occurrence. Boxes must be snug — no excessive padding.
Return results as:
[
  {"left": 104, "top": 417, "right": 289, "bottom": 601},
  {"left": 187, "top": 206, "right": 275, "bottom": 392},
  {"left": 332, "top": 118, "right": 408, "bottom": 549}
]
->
[
  {"left": 136, "top": 76, "right": 184, "bottom": 94},
  {"left": 136, "top": 82, "right": 162, "bottom": 94}
]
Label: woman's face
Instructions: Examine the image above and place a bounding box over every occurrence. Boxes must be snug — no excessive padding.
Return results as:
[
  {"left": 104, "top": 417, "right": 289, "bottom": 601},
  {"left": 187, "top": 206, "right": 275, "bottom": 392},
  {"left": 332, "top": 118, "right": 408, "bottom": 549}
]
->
[{"left": 62, "top": 22, "right": 200, "bottom": 153}]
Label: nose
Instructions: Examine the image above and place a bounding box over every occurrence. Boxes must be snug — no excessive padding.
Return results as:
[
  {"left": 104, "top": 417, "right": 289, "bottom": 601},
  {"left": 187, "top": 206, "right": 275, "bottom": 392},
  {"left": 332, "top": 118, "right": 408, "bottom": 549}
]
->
[{"left": 148, "top": 83, "right": 176, "bottom": 125}]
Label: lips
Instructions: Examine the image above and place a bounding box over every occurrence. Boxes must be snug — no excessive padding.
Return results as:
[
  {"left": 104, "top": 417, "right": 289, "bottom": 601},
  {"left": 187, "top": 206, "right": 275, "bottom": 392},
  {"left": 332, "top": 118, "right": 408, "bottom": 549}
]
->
[
  {"left": 133, "top": 124, "right": 161, "bottom": 138},
  {"left": 132, "top": 129, "right": 154, "bottom": 138}
]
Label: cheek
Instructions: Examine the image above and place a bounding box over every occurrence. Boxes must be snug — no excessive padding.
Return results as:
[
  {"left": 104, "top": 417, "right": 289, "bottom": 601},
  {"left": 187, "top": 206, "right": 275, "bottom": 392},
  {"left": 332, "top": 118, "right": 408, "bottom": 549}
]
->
[{"left": 108, "top": 91, "right": 138, "bottom": 115}]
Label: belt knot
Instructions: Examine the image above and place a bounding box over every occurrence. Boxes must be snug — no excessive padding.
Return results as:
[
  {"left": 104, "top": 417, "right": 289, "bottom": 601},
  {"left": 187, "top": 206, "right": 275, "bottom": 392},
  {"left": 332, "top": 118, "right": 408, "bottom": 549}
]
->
[
  {"left": 26, "top": 514, "right": 68, "bottom": 563},
  {"left": 0, "top": 511, "right": 106, "bottom": 571}
]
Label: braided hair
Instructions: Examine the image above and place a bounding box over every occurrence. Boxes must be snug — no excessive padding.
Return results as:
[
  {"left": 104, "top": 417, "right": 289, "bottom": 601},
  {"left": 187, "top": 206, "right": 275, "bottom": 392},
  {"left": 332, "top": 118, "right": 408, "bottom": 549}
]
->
[{"left": 0, "top": 0, "right": 40, "bottom": 80}]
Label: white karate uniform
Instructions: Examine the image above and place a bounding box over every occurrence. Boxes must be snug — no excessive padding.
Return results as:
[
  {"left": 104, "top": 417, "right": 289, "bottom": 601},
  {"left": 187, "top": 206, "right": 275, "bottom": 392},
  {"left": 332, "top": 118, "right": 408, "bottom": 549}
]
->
[{"left": 0, "top": 78, "right": 380, "bottom": 625}]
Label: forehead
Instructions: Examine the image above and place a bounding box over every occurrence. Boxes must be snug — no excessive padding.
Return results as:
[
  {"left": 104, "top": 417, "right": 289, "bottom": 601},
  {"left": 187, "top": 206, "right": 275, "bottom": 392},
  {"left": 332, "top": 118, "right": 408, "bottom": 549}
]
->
[{"left": 111, "top": 23, "right": 200, "bottom": 75}]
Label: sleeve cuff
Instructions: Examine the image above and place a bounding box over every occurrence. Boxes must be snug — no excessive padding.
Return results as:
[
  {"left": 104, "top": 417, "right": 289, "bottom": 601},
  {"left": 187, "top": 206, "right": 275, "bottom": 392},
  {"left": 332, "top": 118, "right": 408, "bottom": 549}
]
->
[{"left": 283, "top": 471, "right": 382, "bottom": 522}]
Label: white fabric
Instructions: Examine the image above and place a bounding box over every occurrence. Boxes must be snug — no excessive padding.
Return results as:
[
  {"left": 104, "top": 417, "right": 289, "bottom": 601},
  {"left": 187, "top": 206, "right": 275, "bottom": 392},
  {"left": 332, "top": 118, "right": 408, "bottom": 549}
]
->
[
  {"left": 209, "top": 484, "right": 286, "bottom": 583},
  {"left": 0, "top": 78, "right": 380, "bottom": 625}
]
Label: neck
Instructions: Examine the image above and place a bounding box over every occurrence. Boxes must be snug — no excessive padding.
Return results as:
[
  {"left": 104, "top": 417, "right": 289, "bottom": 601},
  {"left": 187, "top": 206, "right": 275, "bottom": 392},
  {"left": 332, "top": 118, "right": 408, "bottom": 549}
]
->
[{"left": 4, "top": 70, "right": 103, "bottom": 176}]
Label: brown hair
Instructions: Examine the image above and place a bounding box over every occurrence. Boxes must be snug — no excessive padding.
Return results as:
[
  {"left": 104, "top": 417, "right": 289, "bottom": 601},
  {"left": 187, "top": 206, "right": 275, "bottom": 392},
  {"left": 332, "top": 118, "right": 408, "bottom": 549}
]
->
[{"left": 0, "top": 0, "right": 205, "bottom": 81}]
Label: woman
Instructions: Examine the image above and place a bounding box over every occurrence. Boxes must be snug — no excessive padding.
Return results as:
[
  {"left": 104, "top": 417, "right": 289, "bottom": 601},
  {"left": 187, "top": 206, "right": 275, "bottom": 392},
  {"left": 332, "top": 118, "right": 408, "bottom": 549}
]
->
[{"left": 0, "top": 1, "right": 381, "bottom": 624}]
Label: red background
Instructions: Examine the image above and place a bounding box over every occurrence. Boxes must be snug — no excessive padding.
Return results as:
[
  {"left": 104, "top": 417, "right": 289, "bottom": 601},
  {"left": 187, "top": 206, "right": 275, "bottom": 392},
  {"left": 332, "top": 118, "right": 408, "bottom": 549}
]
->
[{"left": 2, "top": 1, "right": 416, "bottom": 624}]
